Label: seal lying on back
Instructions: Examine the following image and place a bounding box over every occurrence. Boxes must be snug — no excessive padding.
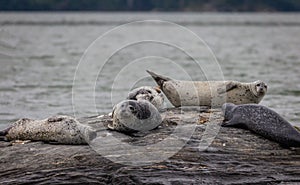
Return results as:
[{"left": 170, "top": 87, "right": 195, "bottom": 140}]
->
[
  {"left": 0, "top": 115, "right": 96, "bottom": 144},
  {"left": 222, "top": 103, "right": 300, "bottom": 147},
  {"left": 108, "top": 100, "right": 162, "bottom": 133},
  {"left": 146, "top": 70, "right": 267, "bottom": 107},
  {"left": 127, "top": 86, "right": 164, "bottom": 110}
]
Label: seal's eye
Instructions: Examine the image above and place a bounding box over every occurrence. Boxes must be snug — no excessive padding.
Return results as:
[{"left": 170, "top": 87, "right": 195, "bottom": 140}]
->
[
  {"left": 256, "top": 84, "right": 260, "bottom": 87},
  {"left": 264, "top": 85, "right": 267, "bottom": 88},
  {"left": 147, "top": 90, "right": 152, "bottom": 94},
  {"left": 128, "top": 105, "right": 136, "bottom": 113}
]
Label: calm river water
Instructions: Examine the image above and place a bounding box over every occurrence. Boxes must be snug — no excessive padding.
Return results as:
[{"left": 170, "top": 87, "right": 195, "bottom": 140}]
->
[{"left": 0, "top": 12, "right": 299, "bottom": 129}]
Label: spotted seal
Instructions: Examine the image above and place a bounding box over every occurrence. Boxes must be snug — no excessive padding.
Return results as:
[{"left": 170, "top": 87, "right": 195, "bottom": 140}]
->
[
  {"left": 108, "top": 99, "right": 162, "bottom": 133},
  {"left": 222, "top": 103, "right": 300, "bottom": 147},
  {"left": 0, "top": 115, "right": 96, "bottom": 144},
  {"left": 127, "top": 86, "right": 164, "bottom": 110},
  {"left": 147, "top": 70, "right": 267, "bottom": 107}
]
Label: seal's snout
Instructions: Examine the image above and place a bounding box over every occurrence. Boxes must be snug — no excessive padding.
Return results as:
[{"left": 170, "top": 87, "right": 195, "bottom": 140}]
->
[
  {"left": 221, "top": 103, "right": 226, "bottom": 113},
  {"left": 255, "top": 81, "right": 267, "bottom": 95}
]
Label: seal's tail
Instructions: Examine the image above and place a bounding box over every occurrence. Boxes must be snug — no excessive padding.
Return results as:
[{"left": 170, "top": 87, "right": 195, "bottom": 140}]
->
[{"left": 146, "top": 70, "right": 172, "bottom": 88}]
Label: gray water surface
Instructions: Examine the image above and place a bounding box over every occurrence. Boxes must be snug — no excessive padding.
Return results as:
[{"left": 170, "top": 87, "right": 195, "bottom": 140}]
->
[{"left": 0, "top": 12, "right": 299, "bottom": 129}]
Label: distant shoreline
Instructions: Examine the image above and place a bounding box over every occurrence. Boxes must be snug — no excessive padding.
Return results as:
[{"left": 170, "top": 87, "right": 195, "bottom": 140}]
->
[
  {"left": 2, "top": 0, "right": 300, "bottom": 12},
  {"left": 1, "top": 10, "right": 300, "bottom": 13}
]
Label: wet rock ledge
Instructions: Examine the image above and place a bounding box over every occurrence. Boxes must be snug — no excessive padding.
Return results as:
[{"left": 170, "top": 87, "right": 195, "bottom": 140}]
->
[{"left": 0, "top": 107, "right": 299, "bottom": 185}]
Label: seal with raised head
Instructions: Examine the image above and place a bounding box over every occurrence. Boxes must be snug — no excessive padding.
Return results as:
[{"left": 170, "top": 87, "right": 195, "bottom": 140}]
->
[
  {"left": 222, "top": 103, "right": 300, "bottom": 147},
  {"left": 0, "top": 115, "right": 96, "bottom": 144},
  {"left": 127, "top": 86, "right": 164, "bottom": 110},
  {"left": 147, "top": 70, "right": 267, "bottom": 107},
  {"left": 108, "top": 99, "right": 162, "bottom": 133}
]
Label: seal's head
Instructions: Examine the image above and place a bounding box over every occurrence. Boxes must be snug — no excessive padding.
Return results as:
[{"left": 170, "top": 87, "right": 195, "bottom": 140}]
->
[
  {"left": 222, "top": 103, "right": 236, "bottom": 121},
  {"left": 116, "top": 100, "right": 152, "bottom": 120},
  {"left": 253, "top": 80, "right": 267, "bottom": 97},
  {"left": 128, "top": 86, "right": 159, "bottom": 102},
  {"left": 127, "top": 86, "right": 164, "bottom": 109},
  {"left": 118, "top": 100, "right": 140, "bottom": 118},
  {"left": 135, "top": 89, "right": 153, "bottom": 101},
  {"left": 111, "top": 99, "right": 161, "bottom": 132}
]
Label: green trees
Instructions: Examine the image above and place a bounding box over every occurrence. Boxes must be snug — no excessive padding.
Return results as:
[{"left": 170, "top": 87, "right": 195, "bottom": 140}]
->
[{"left": 0, "top": 0, "right": 299, "bottom": 11}]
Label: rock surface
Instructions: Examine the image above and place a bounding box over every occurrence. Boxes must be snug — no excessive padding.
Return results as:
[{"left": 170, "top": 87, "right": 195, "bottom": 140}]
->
[{"left": 0, "top": 107, "right": 299, "bottom": 184}]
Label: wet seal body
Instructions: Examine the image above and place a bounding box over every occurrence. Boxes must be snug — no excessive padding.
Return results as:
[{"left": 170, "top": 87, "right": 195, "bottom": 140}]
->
[
  {"left": 109, "top": 100, "right": 162, "bottom": 133},
  {"left": 127, "top": 86, "right": 164, "bottom": 110},
  {"left": 222, "top": 103, "right": 300, "bottom": 147},
  {"left": 147, "top": 70, "right": 267, "bottom": 107},
  {"left": 0, "top": 115, "right": 96, "bottom": 144}
]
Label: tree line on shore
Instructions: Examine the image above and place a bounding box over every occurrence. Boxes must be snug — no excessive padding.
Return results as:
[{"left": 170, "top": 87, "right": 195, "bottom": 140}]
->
[{"left": 1, "top": 0, "right": 300, "bottom": 12}]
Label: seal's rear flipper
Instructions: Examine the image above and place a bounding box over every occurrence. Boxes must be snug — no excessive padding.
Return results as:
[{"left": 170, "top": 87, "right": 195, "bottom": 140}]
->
[
  {"left": 146, "top": 70, "right": 172, "bottom": 88},
  {"left": 0, "top": 126, "right": 11, "bottom": 136},
  {"left": 0, "top": 126, "right": 12, "bottom": 141}
]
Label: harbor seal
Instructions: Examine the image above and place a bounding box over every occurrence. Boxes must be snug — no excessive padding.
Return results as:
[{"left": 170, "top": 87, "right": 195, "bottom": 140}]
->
[
  {"left": 222, "top": 103, "right": 300, "bottom": 147},
  {"left": 108, "top": 99, "right": 162, "bottom": 133},
  {"left": 147, "top": 70, "right": 267, "bottom": 107},
  {"left": 127, "top": 86, "right": 164, "bottom": 110},
  {"left": 0, "top": 115, "right": 96, "bottom": 144}
]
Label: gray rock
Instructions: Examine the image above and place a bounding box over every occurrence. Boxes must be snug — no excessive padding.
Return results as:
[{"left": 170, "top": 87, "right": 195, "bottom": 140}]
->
[{"left": 0, "top": 108, "right": 299, "bottom": 184}]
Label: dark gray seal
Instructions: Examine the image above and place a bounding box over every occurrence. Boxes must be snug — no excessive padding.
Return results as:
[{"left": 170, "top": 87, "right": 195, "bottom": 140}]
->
[
  {"left": 0, "top": 115, "right": 96, "bottom": 144},
  {"left": 127, "top": 86, "right": 164, "bottom": 110},
  {"left": 108, "top": 99, "right": 162, "bottom": 133},
  {"left": 222, "top": 103, "right": 300, "bottom": 147}
]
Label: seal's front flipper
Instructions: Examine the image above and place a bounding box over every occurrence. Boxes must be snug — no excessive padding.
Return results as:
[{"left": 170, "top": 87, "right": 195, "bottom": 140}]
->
[
  {"left": 108, "top": 106, "right": 117, "bottom": 130},
  {"left": 221, "top": 116, "right": 243, "bottom": 128},
  {"left": 107, "top": 120, "right": 115, "bottom": 130},
  {"left": 218, "top": 82, "right": 238, "bottom": 94},
  {"left": 127, "top": 90, "right": 138, "bottom": 100},
  {"left": 294, "top": 126, "right": 300, "bottom": 132},
  {"left": 221, "top": 120, "right": 236, "bottom": 127}
]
